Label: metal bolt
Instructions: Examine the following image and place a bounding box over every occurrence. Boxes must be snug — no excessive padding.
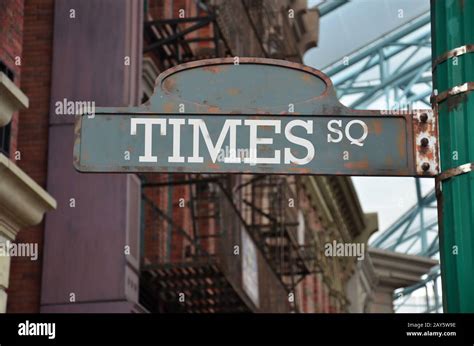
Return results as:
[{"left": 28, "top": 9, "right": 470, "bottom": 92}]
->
[
  {"left": 420, "top": 113, "right": 428, "bottom": 123},
  {"left": 422, "top": 162, "right": 430, "bottom": 171},
  {"left": 421, "top": 138, "right": 429, "bottom": 147}
]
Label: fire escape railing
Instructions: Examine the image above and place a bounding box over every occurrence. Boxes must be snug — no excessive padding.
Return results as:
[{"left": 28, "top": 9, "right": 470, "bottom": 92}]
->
[
  {"left": 138, "top": 174, "right": 322, "bottom": 312},
  {"left": 139, "top": 174, "right": 244, "bottom": 313},
  {"left": 237, "top": 176, "right": 319, "bottom": 291},
  {"left": 144, "top": 10, "right": 231, "bottom": 70},
  {"left": 140, "top": 2, "right": 319, "bottom": 313}
]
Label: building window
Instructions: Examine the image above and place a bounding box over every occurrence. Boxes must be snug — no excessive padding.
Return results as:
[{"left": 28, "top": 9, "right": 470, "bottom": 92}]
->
[
  {"left": 0, "top": 123, "right": 11, "bottom": 156},
  {"left": 0, "top": 60, "right": 15, "bottom": 156},
  {"left": 0, "top": 60, "right": 15, "bottom": 81}
]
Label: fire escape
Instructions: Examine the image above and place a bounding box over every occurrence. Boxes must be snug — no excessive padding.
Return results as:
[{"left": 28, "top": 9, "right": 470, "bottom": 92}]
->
[
  {"left": 238, "top": 176, "right": 318, "bottom": 293},
  {"left": 139, "top": 1, "right": 319, "bottom": 313},
  {"left": 140, "top": 175, "right": 253, "bottom": 313},
  {"left": 140, "top": 174, "right": 319, "bottom": 313},
  {"left": 143, "top": 5, "right": 232, "bottom": 71}
]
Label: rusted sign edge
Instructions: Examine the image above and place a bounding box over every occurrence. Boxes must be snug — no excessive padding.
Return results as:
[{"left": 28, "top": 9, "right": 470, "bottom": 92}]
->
[
  {"left": 413, "top": 109, "right": 439, "bottom": 176},
  {"left": 87, "top": 57, "right": 407, "bottom": 117},
  {"left": 72, "top": 58, "right": 439, "bottom": 177},
  {"left": 73, "top": 115, "right": 83, "bottom": 172},
  {"left": 73, "top": 112, "right": 429, "bottom": 177}
]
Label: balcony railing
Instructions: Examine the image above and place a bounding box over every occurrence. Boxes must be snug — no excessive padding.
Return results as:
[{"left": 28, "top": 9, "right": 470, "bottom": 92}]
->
[{"left": 139, "top": 173, "right": 323, "bottom": 313}]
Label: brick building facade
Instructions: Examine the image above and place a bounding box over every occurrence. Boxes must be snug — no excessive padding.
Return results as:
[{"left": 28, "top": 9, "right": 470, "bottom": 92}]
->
[
  {"left": 0, "top": 0, "right": 56, "bottom": 313},
  {"left": 0, "top": 0, "right": 398, "bottom": 314},
  {"left": 5, "top": 0, "right": 55, "bottom": 313}
]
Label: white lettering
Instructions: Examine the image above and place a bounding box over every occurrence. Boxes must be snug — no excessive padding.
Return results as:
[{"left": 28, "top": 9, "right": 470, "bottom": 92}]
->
[
  {"left": 18, "top": 320, "right": 56, "bottom": 340},
  {"left": 244, "top": 120, "right": 281, "bottom": 164},
  {"left": 284, "top": 120, "right": 314, "bottom": 165},
  {"left": 130, "top": 118, "right": 167, "bottom": 162},
  {"left": 327, "top": 120, "right": 343, "bottom": 143},
  {"left": 345, "top": 120, "right": 368, "bottom": 146},
  {"left": 168, "top": 118, "right": 185, "bottom": 162},
  {"left": 188, "top": 119, "right": 242, "bottom": 163}
]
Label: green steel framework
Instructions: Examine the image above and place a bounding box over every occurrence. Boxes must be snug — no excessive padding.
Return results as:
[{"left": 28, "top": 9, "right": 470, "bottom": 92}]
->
[
  {"left": 322, "top": 9, "right": 442, "bottom": 312},
  {"left": 431, "top": 0, "right": 474, "bottom": 313},
  {"left": 325, "top": 1, "right": 474, "bottom": 312}
]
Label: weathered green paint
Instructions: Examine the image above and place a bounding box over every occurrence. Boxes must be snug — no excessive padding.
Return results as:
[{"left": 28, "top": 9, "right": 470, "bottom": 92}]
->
[
  {"left": 432, "top": 0, "right": 474, "bottom": 312},
  {"left": 74, "top": 58, "right": 438, "bottom": 176}
]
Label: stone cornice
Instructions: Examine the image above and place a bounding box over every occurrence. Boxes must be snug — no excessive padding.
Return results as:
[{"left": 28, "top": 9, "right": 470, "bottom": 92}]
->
[
  {"left": 327, "top": 176, "right": 366, "bottom": 239},
  {"left": 369, "top": 247, "right": 438, "bottom": 289},
  {"left": 0, "top": 154, "right": 56, "bottom": 239},
  {"left": 0, "top": 72, "right": 29, "bottom": 127},
  {"left": 359, "top": 253, "right": 379, "bottom": 291},
  {"left": 355, "top": 212, "right": 379, "bottom": 244},
  {"left": 301, "top": 176, "right": 368, "bottom": 242}
]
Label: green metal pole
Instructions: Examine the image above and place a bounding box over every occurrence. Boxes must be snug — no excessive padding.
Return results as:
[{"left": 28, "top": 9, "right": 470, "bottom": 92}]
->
[{"left": 431, "top": 0, "right": 474, "bottom": 312}]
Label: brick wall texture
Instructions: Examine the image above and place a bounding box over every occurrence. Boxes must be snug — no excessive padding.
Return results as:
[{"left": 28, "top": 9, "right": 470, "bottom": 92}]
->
[{"left": 6, "top": 0, "right": 55, "bottom": 313}]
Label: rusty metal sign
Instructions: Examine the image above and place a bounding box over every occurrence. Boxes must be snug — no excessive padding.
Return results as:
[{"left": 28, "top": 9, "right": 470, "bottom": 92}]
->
[{"left": 74, "top": 58, "right": 438, "bottom": 176}]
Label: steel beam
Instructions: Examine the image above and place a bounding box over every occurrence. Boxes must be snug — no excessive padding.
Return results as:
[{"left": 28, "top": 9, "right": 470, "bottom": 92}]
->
[
  {"left": 350, "top": 55, "right": 431, "bottom": 108},
  {"left": 317, "top": 0, "right": 349, "bottom": 17},
  {"left": 325, "top": 12, "right": 430, "bottom": 76},
  {"left": 372, "top": 189, "right": 436, "bottom": 247},
  {"left": 432, "top": 0, "right": 474, "bottom": 312}
]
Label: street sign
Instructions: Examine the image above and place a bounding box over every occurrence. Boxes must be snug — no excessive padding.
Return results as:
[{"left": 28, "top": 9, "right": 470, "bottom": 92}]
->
[{"left": 74, "top": 58, "right": 439, "bottom": 176}]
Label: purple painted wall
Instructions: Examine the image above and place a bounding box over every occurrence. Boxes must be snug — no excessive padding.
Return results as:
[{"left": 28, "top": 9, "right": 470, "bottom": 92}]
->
[{"left": 41, "top": 0, "right": 143, "bottom": 312}]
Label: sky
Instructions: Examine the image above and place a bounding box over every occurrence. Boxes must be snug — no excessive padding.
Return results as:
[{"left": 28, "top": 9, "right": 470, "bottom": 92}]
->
[
  {"left": 303, "top": 0, "right": 438, "bottom": 312},
  {"left": 352, "top": 177, "right": 434, "bottom": 233},
  {"left": 304, "top": 0, "right": 434, "bottom": 241}
]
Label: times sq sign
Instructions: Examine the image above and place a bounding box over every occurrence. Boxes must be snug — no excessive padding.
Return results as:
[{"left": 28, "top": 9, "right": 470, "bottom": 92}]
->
[{"left": 74, "top": 58, "right": 438, "bottom": 177}]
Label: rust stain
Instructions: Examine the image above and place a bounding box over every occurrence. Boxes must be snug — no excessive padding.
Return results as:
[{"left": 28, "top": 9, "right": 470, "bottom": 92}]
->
[
  {"left": 163, "top": 102, "right": 174, "bottom": 113},
  {"left": 418, "top": 146, "right": 435, "bottom": 161},
  {"left": 207, "top": 163, "right": 220, "bottom": 169},
  {"left": 373, "top": 120, "right": 383, "bottom": 135},
  {"left": 82, "top": 151, "right": 90, "bottom": 161},
  {"left": 162, "top": 77, "right": 177, "bottom": 92},
  {"left": 74, "top": 117, "right": 82, "bottom": 137},
  {"left": 207, "top": 106, "right": 221, "bottom": 113},
  {"left": 397, "top": 121, "right": 406, "bottom": 158},
  {"left": 118, "top": 118, "right": 127, "bottom": 131},
  {"left": 344, "top": 160, "right": 369, "bottom": 170},
  {"left": 202, "top": 65, "right": 229, "bottom": 74},
  {"left": 301, "top": 73, "right": 313, "bottom": 83},
  {"left": 446, "top": 93, "right": 468, "bottom": 112},
  {"left": 226, "top": 88, "right": 241, "bottom": 96},
  {"left": 289, "top": 167, "right": 311, "bottom": 174},
  {"left": 412, "top": 111, "right": 438, "bottom": 175},
  {"left": 157, "top": 57, "right": 334, "bottom": 93}
]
